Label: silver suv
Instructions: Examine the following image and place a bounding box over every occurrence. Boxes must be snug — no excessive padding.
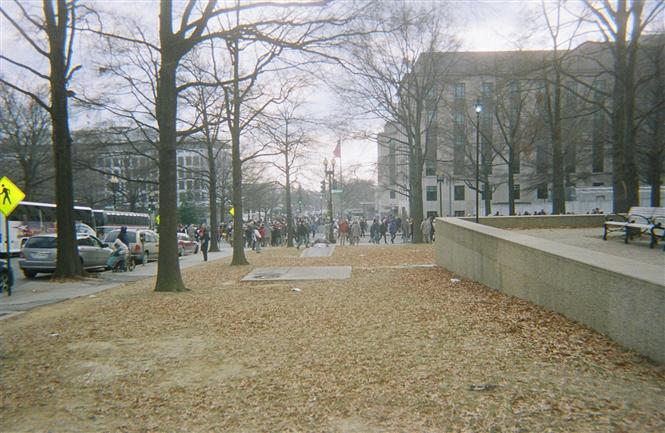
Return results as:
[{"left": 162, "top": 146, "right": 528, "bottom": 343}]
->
[
  {"left": 103, "top": 229, "right": 159, "bottom": 264},
  {"left": 19, "top": 234, "right": 112, "bottom": 278}
]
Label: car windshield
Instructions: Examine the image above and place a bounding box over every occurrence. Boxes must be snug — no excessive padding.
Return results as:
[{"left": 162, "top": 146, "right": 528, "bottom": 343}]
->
[
  {"left": 24, "top": 236, "right": 58, "bottom": 249},
  {"left": 103, "top": 230, "right": 137, "bottom": 243}
]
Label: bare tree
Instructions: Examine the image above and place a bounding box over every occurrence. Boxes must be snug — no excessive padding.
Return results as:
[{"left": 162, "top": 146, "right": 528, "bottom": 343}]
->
[
  {"left": 0, "top": 85, "right": 54, "bottom": 202},
  {"left": 264, "top": 96, "right": 310, "bottom": 247},
  {"left": 181, "top": 62, "right": 230, "bottom": 253},
  {"left": 338, "top": 3, "right": 459, "bottom": 241},
  {"left": 489, "top": 69, "right": 544, "bottom": 215},
  {"left": 0, "top": 0, "right": 85, "bottom": 279},
  {"left": 636, "top": 34, "right": 665, "bottom": 206},
  {"left": 581, "top": 0, "right": 664, "bottom": 212}
]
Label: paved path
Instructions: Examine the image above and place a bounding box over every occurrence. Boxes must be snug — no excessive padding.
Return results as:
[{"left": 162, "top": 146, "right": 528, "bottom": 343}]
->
[
  {"left": 242, "top": 266, "right": 352, "bottom": 281},
  {"left": 520, "top": 227, "right": 664, "bottom": 267},
  {"left": 300, "top": 243, "right": 335, "bottom": 257},
  {"left": 0, "top": 247, "right": 233, "bottom": 319}
]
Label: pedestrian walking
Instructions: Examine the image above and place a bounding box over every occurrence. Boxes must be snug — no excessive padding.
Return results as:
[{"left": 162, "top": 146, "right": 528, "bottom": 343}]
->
[
  {"left": 420, "top": 218, "right": 431, "bottom": 243},
  {"left": 200, "top": 224, "right": 210, "bottom": 261},
  {"left": 339, "top": 219, "right": 349, "bottom": 246},
  {"left": 350, "top": 220, "right": 361, "bottom": 246},
  {"left": 389, "top": 218, "right": 397, "bottom": 244}
]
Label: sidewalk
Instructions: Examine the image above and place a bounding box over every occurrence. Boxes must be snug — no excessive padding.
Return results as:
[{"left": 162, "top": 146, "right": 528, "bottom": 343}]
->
[{"left": 0, "top": 248, "right": 232, "bottom": 318}]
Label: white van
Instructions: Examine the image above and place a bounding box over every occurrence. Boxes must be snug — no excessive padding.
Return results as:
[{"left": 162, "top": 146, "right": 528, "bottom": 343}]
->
[{"left": 103, "top": 228, "right": 159, "bottom": 264}]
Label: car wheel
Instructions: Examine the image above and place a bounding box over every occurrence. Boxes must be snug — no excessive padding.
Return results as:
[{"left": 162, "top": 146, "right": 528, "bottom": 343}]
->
[
  {"left": 23, "top": 270, "right": 36, "bottom": 279},
  {"left": 1, "top": 271, "right": 9, "bottom": 292},
  {"left": 142, "top": 251, "right": 150, "bottom": 264}
]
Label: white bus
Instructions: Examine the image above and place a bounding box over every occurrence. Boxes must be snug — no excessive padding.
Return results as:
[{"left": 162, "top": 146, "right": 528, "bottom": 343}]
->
[
  {"left": 0, "top": 201, "right": 96, "bottom": 256},
  {"left": 93, "top": 209, "right": 151, "bottom": 236}
]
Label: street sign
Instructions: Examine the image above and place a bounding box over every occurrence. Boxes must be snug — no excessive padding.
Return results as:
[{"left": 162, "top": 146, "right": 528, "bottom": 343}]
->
[
  {"left": 0, "top": 176, "right": 22, "bottom": 296},
  {"left": 331, "top": 189, "right": 343, "bottom": 194},
  {"left": 0, "top": 176, "right": 25, "bottom": 217},
  {"left": 229, "top": 207, "right": 235, "bottom": 216}
]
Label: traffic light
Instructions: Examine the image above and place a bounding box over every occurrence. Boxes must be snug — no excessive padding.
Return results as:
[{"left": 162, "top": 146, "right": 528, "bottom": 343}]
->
[{"left": 320, "top": 180, "right": 326, "bottom": 193}]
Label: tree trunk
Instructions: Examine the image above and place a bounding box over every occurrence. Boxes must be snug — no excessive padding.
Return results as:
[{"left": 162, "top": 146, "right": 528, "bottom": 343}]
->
[
  {"left": 551, "top": 72, "right": 566, "bottom": 214},
  {"left": 285, "top": 163, "right": 294, "bottom": 248},
  {"left": 48, "top": 0, "right": 83, "bottom": 280},
  {"left": 483, "top": 179, "right": 491, "bottom": 216},
  {"left": 154, "top": 0, "right": 186, "bottom": 292},
  {"left": 409, "top": 142, "right": 424, "bottom": 243},
  {"left": 611, "top": 3, "right": 631, "bottom": 214},
  {"left": 230, "top": 35, "right": 248, "bottom": 266},
  {"left": 508, "top": 159, "right": 515, "bottom": 216},
  {"left": 207, "top": 148, "right": 219, "bottom": 252}
]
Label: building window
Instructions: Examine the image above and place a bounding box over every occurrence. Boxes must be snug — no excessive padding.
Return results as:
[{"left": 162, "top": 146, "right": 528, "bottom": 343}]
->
[
  {"left": 426, "top": 186, "right": 437, "bottom": 201},
  {"left": 481, "top": 185, "right": 492, "bottom": 201},
  {"left": 537, "top": 184, "right": 548, "bottom": 199},
  {"left": 454, "top": 111, "right": 465, "bottom": 127},
  {"left": 593, "top": 182, "right": 604, "bottom": 187},
  {"left": 592, "top": 120, "right": 605, "bottom": 173},
  {"left": 454, "top": 210, "right": 466, "bottom": 217},
  {"left": 388, "top": 140, "right": 396, "bottom": 185},
  {"left": 178, "top": 181, "right": 184, "bottom": 190},
  {"left": 178, "top": 157, "right": 183, "bottom": 166},
  {"left": 453, "top": 83, "right": 465, "bottom": 99},
  {"left": 481, "top": 82, "right": 494, "bottom": 97},
  {"left": 425, "top": 160, "right": 436, "bottom": 176},
  {"left": 453, "top": 134, "right": 465, "bottom": 175},
  {"left": 566, "top": 81, "right": 577, "bottom": 108},
  {"left": 186, "top": 156, "right": 192, "bottom": 166},
  {"left": 427, "top": 211, "right": 438, "bottom": 219},
  {"left": 514, "top": 184, "right": 521, "bottom": 200},
  {"left": 454, "top": 185, "right": 465, "bottom": 201},
  {"left": 513, "top": 142, "right": 520, "bottom": 174},
  {"left": 389, "top": 190, "right": 396, "bottom": 199}
]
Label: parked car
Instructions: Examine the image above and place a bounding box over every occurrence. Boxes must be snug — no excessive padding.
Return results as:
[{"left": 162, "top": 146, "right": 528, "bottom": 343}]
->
[
  {"left": 103, "top": 228, "right": 159, "bottom": 264},
  {"left": 19, "top": 234, "right": 113, "bottom": 278},
  {"left": 177, "top": 233, "right": 199, "bottom": 256},
  {"left": 1, "top": 259, "right": 13, "bottom": 293}
]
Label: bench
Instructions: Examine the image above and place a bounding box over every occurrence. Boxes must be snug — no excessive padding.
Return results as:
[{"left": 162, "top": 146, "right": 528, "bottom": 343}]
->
[{"left": 603, "top": 206, "right": 665, "bottom": 249}]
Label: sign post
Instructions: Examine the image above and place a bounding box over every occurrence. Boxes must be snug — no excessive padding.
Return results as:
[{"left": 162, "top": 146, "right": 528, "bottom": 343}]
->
[{"left": 0, "top": 176, "right": 26, "bottom": 296}]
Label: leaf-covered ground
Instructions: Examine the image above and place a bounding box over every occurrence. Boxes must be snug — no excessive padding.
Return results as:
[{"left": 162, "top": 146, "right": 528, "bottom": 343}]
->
[{"left": 1, "top": 244, "right": 663, "bottom": 432}]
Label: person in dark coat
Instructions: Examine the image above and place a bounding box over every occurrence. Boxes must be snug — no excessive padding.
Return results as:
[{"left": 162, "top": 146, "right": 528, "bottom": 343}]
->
[{"left": 200, "top": 224, "right": 210, "bottom": 261}]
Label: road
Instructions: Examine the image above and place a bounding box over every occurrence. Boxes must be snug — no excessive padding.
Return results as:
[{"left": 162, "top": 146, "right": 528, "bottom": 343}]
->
[{"left": 0, "top": 246, "right": 233, "bottom": 319}]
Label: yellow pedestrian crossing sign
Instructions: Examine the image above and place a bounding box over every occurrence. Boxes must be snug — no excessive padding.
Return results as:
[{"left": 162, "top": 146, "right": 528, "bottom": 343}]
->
[
  {"left": 0, "top": 176, "right": 25, "bottom": 217},
  {"left": 229, "top": 207, "right": 235, "bottom": 216}
]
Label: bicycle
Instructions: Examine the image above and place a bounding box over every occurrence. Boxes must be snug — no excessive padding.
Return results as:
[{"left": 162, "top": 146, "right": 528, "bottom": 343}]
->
[{"left": 110, "top": 252, "right": 135, "bottom": 273}]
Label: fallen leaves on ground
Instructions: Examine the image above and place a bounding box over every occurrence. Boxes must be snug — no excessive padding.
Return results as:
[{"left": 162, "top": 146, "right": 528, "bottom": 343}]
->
[{"left": 1, "top": 244, "right": 663, "bottom": 433}]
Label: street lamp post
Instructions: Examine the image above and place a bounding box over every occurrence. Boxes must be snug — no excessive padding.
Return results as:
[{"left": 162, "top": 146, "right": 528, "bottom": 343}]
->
[
  {"left": 109, "top": 175, "right": 120, "bottom": 210},
  {"left": 323, "top": 157, "right": 336, "bottom": 243},
  {"left": 474, "top": 99, "right": 483, "bottom": 224},
  {"left": 436, "top": 172, "right": 446, "bottom": 218}
]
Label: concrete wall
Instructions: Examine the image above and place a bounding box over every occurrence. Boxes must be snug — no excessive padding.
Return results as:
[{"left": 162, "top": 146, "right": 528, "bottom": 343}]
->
[{"left": 434, "top": 217, "right": 665, "bottom": 364}]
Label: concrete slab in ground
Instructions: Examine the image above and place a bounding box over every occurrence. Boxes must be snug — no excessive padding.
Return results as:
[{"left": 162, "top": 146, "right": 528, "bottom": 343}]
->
[
  {"left": 242, "top": 266, "right": 352, "bottom": 281},
  {"left": 300, "top": 244, "right": 335, "bottom": 257}
]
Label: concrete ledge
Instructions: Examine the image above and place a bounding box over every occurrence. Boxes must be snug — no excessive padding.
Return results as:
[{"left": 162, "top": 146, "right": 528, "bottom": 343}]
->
[
  {"left": 435, "top": 217, "right": 665, "bottom": 364},
  {"left": 461, "top": 214, "right": 606, "bottom": 229}
]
